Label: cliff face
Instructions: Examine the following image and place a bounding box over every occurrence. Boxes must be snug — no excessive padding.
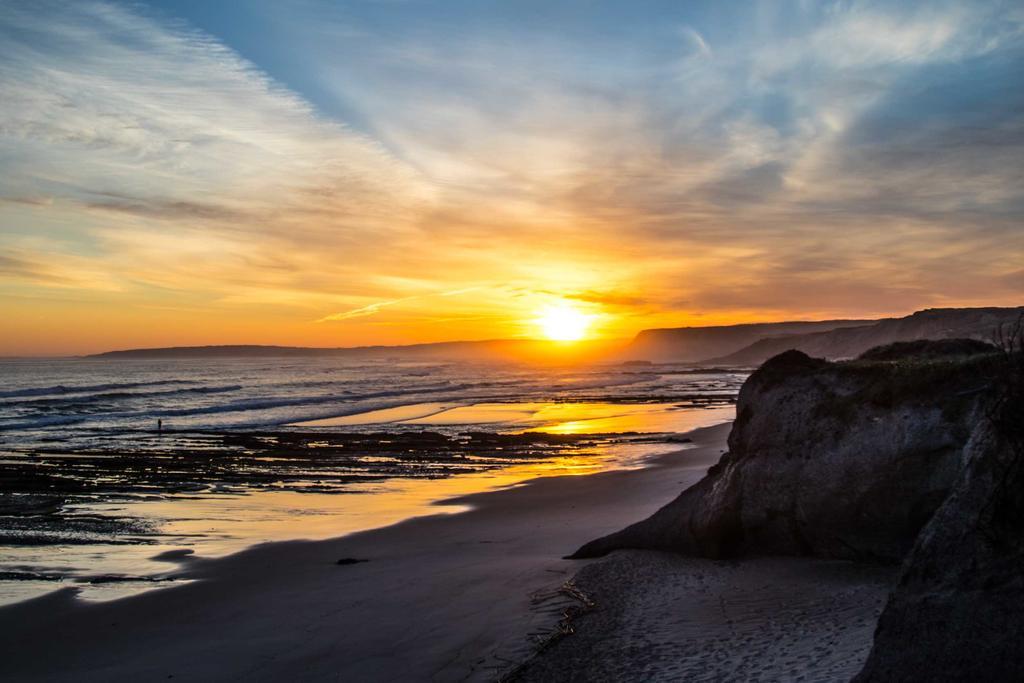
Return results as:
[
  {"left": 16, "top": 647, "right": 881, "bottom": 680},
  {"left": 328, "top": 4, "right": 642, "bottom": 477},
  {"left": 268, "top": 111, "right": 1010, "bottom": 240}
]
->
[
  {"left": 623, "top": 319, "right": 869, "bottom": 363},
  {"left": 855, "top": 342, "right": 1024, "bottom": 682},
  {"left": 572, "top": 336, "right": 1024, "bottom": 680},
  {"left": 571, "top": 346, "right": 999, "bottom": 562},
  {"left": 851, "top": 422, "right": 1024, "bottom": 681},
  {"left": 711, "top": 306, "right": 1023, "bottom": 366}
]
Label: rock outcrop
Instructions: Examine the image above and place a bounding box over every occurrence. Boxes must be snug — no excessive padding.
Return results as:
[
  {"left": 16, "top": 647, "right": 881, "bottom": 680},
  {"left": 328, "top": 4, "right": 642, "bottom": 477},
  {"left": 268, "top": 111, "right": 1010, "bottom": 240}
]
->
[
  {"left": 572, "top": 333, "right": 1024, "bottom": 680},
  {"left": 855, "top": 338, "right": 1024, "bottom": 681},
  {"left": 571, "top": 343, "right": 1001, "bottom": 562}
]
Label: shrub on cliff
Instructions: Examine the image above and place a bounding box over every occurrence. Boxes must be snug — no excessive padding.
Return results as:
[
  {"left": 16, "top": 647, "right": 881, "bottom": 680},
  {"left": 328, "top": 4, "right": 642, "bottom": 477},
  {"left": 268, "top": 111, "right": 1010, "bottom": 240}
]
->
[{"left": 856, "top": 338, "right": 996, "bottom": 362}]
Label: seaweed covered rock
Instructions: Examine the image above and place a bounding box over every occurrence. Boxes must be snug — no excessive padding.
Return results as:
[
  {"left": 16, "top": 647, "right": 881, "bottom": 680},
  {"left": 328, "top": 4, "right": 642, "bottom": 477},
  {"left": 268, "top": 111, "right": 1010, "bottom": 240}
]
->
[{"left": 571, "top": 348, "right": 1000, "bottom": 561}]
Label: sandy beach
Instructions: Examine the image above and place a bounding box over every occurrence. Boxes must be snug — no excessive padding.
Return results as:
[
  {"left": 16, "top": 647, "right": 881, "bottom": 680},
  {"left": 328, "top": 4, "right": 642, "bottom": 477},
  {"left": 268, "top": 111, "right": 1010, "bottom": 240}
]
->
[
  {"left": 0, "top": 422, "right": 891, "bottom": 681},
  {"left": 515, "top": 553, "right": 891, "bottom": 682}
]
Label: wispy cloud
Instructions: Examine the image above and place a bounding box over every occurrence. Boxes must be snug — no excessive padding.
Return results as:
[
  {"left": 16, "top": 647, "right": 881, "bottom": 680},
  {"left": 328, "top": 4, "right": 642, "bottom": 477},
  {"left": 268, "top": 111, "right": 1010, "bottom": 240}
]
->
[
  {"left": 0, "top": 0, "right": 1022, "bottom": 353},
  {"left": 0, "top": 253, "right": 72, "bottom": 285},
  {"left": 316, "top": 287, "right": 482, "bottom": 322},
  {"left": 317, "top": 298, "right": 411, "bottom": 322}
]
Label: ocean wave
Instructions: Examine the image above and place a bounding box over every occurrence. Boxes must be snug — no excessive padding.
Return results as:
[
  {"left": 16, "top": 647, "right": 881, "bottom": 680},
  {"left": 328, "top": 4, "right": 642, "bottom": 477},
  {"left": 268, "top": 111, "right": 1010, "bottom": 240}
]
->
[
  {"left": 8, "top": 384, "right": 244, "bottom": 407},
  {"left": 548, "top": 374, "right": 652, "bottom": 391},
  {"left": 0, "top": 384, "right": 504, "bottom": 434},
  {"left": 0, "top": 379, "right": 196, "bottom": 400},
  {"left": 142, "top": 382, "right": 478, "bottom": 419},
  {"left": 0, "top": 415, "right": 89, "bottom": 431}
]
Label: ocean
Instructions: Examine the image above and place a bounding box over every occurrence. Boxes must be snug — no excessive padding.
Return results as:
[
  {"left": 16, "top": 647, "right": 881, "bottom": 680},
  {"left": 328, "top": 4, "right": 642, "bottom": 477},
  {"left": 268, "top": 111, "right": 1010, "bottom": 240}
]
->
[{"left": 0, "top": 357, "right": 745, "bottom": 604}]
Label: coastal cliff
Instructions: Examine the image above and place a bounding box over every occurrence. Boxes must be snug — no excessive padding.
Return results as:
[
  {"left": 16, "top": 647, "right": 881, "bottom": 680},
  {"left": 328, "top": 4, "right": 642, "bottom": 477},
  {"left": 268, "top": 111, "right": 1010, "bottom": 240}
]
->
[
  {"left": 572, "top": 342, "right": 997, "bottom": 562},
  {"left": 855, "top": 336, "right": 1024, "bottom": 681},
  {"left": 709, "top": 306, "right": 1023, "bottom": 365},
  {"left": 623, "top": 319, "right": 868, "bottom": 363},
  {"left": 569, "top": 333, "right": 1024, "bottom": 680}
]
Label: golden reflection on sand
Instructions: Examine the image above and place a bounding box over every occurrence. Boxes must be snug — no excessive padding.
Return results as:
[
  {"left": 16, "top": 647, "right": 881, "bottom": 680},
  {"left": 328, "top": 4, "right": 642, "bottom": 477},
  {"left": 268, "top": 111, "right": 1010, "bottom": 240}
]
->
[{"left": 130, "top": 438, "right": 685, "bottom": 556}]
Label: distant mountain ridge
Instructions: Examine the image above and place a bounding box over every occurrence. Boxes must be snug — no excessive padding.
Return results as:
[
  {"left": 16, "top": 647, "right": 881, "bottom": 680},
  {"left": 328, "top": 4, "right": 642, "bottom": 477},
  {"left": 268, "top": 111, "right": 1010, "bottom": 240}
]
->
[
  {"left": 87, "top": 339, "right": 623, "bottom": 363},
  {"left": 91, "top": 341, "right": 504, "bottom": 359},
  {"left": 705, "top": 307, "right": 1023, "bottom": 365}
]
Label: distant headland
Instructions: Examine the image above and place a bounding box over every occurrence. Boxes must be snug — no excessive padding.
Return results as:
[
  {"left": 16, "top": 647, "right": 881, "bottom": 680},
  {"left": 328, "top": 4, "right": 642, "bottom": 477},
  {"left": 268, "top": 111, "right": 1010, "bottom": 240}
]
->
[{"left": 90, "top": 306, "right": 1022, "bottom": 365}]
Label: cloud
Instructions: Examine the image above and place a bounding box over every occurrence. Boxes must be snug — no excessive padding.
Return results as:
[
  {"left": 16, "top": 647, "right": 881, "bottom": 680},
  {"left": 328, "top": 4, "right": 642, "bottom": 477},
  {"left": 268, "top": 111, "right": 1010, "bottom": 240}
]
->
[
  {"left": 0, "top": 248, "right": 122, "bottom": 291},
  {"left": 316, "top": 287, "right": 482, "bottom": 322},
  {"left": 85, "top": 196, "right": 248, "bottom": 222},
  {"left": 0, "top": 0, "right": 441, "bottom": 310},
  {"left": 0, "top": 1, "right": 429, "bottom": 227},
  {"left": 529, "top": 288, "right": 649, "bottom": 308},
  {"left": 0, "top": 253, "right": 72, "bottom": 285},
  {"left": 317, "top": 298, "right": 409, "bottom": 322},
  {"left": 0, "top": 0, "right": 1021, "bottom": 352},
  {"left": 680, "top": 26, "right": 712, "bottom": 60}
]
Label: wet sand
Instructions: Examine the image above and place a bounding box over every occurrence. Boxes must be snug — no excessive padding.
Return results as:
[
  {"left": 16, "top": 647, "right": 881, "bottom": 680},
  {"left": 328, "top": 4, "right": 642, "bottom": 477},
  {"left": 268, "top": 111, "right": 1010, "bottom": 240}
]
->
[{"left": 0, "top": 422, "right": 890, "bottom": 681}]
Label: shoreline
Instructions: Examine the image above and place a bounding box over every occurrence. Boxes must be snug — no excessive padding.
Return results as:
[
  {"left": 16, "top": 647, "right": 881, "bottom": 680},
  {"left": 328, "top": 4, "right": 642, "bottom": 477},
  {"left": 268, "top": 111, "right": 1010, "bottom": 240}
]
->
[
  {"left": 0, "top": 423, "right": 733, "bottom": 681},
  {"left": 0, "top": 409, "right": 734, "bottom": 605}
]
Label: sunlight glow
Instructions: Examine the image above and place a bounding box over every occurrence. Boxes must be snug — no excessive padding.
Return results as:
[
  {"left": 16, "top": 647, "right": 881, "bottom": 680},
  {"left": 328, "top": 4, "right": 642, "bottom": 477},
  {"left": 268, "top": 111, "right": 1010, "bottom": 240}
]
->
[{"left": 535, "top": 303, "right": 594, "bottom": 341}]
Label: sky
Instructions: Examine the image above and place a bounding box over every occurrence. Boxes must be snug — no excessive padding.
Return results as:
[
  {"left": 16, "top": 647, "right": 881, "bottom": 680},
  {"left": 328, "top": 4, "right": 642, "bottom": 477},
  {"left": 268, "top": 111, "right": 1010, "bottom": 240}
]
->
[{"left": 1, "top": 0, "right": 1022, "bottom": 355}]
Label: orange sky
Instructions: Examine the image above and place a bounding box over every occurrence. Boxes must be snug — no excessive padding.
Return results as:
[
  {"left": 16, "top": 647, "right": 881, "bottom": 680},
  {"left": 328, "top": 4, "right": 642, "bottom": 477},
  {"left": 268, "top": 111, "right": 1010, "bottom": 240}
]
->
[{"left": 1, "top": 2, "right": 1022, "bottom": 356}]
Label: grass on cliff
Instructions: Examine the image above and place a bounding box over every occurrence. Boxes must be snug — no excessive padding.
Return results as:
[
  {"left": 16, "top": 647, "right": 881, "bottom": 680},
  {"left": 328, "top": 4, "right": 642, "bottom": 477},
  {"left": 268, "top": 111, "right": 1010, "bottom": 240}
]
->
[{"left": 808, "top": 342, "right": 1002, "bottom": 429}]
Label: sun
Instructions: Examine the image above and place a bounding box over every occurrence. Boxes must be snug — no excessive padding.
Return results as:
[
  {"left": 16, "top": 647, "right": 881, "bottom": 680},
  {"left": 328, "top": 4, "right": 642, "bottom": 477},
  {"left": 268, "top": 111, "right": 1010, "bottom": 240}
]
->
[{"left": 535, "top": 303, "right": 594, "bottom": 342}]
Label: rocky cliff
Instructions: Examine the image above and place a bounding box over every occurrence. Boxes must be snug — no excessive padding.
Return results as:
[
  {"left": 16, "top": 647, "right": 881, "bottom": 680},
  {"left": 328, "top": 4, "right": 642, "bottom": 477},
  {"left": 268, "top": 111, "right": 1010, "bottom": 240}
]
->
[
  {"left": 855, "top": 335, "right": 1024, "bottom": 682},
  {"left": 710, "top": 306, "right": 1023, "bottom": 366},
  {"left": 571, "top": 343, "right": 1001, "bottom": 562},
  {"left": 622, "top": 319, "right": 869, "bottom": 363},
  {"left": 571, "top": 334, "right": 1024, "bottom": 680}
]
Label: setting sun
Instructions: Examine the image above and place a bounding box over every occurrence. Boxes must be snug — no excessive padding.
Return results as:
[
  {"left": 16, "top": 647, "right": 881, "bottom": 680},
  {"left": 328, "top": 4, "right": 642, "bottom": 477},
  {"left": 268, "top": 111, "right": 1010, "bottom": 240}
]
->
[{"left": 536, "top": 303, "right": 594, "bottom": 341}]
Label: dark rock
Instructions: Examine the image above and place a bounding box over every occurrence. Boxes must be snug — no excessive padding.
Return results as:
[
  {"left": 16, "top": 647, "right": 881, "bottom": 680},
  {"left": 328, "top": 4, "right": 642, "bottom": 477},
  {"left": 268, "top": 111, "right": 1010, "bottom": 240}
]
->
[
  {"left": 853, "top": 422, "right": 1024, "bottom": 681},
  {"left": 855, "top": 339, "right": 1024, "bottom": 681},
  {"left": 84, "top": 574, "right": 177, "bottom": 584},
  {"left": 151, "top": 548, "right": 195, "bottom": 562},
  {"left": 570, "top": 350, "right": 998, "bottom": 562},
  {"left": 336, "top": 558, "right": 369, "bottom": 566}
]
